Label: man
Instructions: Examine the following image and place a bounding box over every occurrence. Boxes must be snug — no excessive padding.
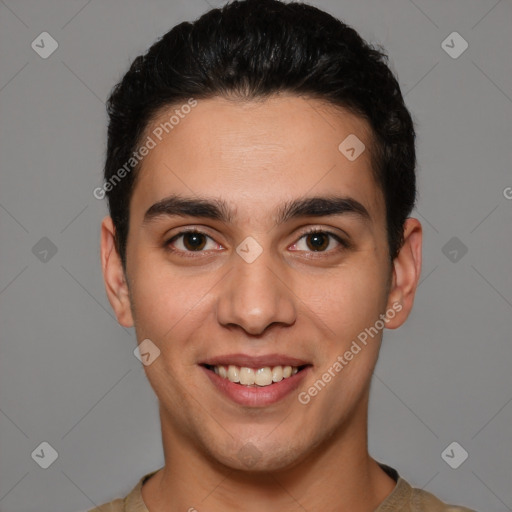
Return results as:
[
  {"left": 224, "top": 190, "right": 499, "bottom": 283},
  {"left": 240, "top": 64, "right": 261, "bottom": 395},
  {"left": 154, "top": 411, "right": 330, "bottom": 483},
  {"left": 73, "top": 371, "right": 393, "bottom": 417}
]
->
[{"left": 93, "top": 0, "right": 477, "bottom": 510}]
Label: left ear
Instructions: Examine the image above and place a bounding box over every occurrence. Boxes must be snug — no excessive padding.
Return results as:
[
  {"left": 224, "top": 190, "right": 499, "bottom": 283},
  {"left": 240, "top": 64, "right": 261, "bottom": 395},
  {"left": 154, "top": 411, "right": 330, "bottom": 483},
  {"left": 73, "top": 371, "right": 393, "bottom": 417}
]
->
[{"left": 385, "top": 218, "right": 422, "bottom": 329}]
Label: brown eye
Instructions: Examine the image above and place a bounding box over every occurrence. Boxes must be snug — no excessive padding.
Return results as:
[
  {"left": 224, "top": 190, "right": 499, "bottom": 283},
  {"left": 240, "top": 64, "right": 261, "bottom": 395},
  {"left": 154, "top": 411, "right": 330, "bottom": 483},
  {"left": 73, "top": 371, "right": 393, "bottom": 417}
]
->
[
  {"left": 290, "top": 228, "right": 348, "bottom": 255},
  {"left": 182, "top": 232, "right": 207, "bottom": 251},
  {"left": 305, "top": 232, "right": 330, "bottom": 251},
  {"left": 166, "top": 230, "right": 218, "bottom": 254}
]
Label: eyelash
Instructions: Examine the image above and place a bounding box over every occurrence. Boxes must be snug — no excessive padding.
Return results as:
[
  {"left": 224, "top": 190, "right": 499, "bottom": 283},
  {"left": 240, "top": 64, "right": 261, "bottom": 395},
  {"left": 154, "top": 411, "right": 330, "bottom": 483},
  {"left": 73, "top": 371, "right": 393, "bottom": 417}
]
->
[{"left": 164, "top": 227, "right": 349, "bottom": 258}]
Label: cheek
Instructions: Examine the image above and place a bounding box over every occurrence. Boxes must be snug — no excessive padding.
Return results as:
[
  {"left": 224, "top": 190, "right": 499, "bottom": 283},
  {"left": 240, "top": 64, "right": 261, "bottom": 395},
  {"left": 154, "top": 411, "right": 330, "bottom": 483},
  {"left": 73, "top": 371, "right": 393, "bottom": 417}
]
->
[
  {"left": 297, "top": 261, "right": 388, "bottom": 341},
  {"left": 128, "top": 269, "right": 212, "bottom": 399},
  {"left": 128, "top": 260, "right": 216, "bottom": 343}
]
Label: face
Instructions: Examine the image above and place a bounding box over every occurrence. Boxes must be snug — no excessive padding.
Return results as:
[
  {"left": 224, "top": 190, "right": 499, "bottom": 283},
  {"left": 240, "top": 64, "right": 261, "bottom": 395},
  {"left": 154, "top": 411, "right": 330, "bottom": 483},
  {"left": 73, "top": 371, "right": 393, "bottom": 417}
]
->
[{"left": 101, "top": 95, "right": 421, "bottom": 472}]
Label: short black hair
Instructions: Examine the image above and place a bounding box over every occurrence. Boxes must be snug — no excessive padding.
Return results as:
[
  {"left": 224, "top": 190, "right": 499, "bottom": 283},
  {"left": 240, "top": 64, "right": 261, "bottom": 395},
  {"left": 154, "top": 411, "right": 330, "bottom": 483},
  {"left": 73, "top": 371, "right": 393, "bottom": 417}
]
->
[{"left": 103, "top": 0, "right": 416, "bottom": 269}]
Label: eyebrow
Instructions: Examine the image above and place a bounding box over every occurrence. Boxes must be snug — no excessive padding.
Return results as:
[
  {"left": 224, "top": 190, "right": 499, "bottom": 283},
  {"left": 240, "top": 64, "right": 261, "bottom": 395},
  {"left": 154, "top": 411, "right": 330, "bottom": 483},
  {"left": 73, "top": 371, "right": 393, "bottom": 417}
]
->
[{"left": 143, "top": 194, "right": 370, "bottom": 226}]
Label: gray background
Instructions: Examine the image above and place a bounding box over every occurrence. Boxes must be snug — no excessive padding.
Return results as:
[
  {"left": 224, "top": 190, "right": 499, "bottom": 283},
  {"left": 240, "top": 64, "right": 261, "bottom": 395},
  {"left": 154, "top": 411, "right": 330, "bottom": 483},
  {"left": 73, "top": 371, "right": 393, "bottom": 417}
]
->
[{"left": 0, "top": 0, "right": 511, "bottom": 511}]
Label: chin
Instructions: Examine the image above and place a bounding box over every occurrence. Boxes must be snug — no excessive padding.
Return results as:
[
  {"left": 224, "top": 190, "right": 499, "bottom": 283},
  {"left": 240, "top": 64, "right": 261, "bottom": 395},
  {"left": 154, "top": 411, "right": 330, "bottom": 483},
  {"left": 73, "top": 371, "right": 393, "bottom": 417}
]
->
[{"left": 208, "top": 437, "right": 309, "bottom": 474}]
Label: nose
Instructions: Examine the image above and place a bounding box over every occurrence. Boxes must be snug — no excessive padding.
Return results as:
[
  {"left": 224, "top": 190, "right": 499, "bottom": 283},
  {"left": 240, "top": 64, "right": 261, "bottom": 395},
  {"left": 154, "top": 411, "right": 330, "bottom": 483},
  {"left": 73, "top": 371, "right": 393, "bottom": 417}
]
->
[{"left": 215, "top": 244, "right": 297, "bottom": 336}]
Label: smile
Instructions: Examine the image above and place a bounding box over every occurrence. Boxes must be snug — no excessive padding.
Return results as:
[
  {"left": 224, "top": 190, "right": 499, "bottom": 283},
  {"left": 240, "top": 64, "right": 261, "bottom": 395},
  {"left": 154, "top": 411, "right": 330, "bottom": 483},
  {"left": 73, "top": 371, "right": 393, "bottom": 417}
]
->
[
  {"left": 204, "top": 364, "right": 305, "bottom": 387},
  {"left": 201, "top": 361, "right": 312, "bottom": 407}
]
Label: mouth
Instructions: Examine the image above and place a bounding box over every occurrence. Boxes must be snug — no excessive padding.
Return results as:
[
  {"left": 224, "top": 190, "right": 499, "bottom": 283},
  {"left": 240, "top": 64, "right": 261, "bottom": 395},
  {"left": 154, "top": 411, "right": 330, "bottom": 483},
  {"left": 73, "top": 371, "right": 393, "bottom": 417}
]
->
[
  {"left": 199, "top": 356, "right": 312, "bottom": 407},
  {"left": 202, "top": 363, "right": 309, "bottom": 387}
]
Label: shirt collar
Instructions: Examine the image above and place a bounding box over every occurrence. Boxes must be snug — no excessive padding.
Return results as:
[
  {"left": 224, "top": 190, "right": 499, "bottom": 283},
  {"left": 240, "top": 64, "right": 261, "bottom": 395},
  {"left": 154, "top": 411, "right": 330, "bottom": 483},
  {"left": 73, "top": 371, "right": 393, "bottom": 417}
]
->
[{"left": 125, "top": 463, "right": 411, "bottom": 512}]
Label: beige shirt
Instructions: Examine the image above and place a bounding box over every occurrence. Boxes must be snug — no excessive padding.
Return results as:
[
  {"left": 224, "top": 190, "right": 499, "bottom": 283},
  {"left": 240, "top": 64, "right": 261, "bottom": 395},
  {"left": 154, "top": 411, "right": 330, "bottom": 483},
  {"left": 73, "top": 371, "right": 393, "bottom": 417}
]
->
[{"left": 88, "top": 464, "right": 477, "bottom": 512}]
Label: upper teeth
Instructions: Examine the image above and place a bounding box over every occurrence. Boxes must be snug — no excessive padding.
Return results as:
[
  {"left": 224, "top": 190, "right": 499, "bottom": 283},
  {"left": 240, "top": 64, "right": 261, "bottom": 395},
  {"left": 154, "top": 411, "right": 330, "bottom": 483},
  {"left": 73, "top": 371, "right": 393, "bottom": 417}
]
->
[{"left": 213, "top": 365, "right": 299, "bottom": 386}]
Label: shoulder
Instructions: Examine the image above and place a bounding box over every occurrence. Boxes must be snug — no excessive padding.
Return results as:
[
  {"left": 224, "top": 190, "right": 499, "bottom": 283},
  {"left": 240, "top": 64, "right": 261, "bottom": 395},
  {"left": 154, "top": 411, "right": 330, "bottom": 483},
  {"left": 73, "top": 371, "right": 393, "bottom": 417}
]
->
[
  {"left": 87, "top": 497, "right": 125, "bottom": 512},
  {"left": 407, "top": 481, "right": 478, "bottom": 512},
  {"left": 85, "top": 469, "right": 159, "bottom": 512},
  {"left": 376, "top": 463, "right": 478, "bottom": 512}
]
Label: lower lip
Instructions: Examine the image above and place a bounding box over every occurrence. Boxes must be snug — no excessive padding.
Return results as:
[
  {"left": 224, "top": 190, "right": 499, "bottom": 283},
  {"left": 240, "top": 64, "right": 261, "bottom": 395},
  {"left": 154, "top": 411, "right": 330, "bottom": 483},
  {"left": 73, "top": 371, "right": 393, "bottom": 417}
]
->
[{"left": 201, "top": 366, "right": 311, "bottom": 407}]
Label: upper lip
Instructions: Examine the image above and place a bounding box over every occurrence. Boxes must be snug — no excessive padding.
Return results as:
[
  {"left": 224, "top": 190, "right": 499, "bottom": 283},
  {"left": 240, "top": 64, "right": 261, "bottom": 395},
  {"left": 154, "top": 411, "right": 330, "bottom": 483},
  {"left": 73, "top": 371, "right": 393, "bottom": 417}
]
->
[{"left": 200, "top": 353, "right": 310, "bottom": 368}]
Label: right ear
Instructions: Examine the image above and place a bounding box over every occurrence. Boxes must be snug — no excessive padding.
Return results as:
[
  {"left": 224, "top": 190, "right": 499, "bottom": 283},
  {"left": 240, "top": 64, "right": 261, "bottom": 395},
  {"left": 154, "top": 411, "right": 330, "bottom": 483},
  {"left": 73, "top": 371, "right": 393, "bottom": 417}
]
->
[{"left": 100, "top": 216, "right": 134, "bottom": 327}]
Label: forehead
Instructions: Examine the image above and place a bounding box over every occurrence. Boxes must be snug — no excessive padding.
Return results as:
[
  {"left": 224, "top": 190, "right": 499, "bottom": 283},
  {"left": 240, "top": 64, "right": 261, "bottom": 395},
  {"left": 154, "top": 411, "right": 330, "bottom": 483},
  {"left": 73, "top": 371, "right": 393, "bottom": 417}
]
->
[{"left": 130, "top": 95, "right": 384, "bottom": 226}]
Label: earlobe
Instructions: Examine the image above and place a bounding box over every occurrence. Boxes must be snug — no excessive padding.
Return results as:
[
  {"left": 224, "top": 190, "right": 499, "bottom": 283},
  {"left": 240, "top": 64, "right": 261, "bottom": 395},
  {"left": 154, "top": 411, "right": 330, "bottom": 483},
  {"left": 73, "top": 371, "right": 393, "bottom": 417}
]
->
[
  {"left": 385, "top": 218, "right": 422, "bottom": 329},
  {"left": 100, "top": 216, "right": 134, "bottom": 328}
]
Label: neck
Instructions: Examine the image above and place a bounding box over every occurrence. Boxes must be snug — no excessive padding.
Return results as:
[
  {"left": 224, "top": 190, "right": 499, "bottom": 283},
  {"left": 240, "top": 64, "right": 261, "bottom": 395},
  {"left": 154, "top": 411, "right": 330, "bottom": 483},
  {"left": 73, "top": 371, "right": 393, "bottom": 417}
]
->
[{"left": 142, "top": 396, "right": 396, "bottom": 512}]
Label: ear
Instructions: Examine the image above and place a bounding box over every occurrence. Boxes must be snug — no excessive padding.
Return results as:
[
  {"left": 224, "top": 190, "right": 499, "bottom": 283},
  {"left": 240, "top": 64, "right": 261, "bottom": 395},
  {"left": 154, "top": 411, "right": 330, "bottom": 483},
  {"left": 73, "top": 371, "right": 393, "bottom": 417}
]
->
[
  {"left": 385, "top": 218, "right": 422, "bottom": 329},
  {"left": 100, "top": 216, "right": 134, "bottom": 328}
]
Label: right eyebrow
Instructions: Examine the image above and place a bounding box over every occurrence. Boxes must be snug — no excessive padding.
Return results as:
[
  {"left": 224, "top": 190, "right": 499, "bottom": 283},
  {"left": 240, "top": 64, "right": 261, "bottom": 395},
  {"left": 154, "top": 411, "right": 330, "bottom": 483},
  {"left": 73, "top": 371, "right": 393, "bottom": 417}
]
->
[{"left": 143, "top": 194, "right": 234, "bottom": 225}]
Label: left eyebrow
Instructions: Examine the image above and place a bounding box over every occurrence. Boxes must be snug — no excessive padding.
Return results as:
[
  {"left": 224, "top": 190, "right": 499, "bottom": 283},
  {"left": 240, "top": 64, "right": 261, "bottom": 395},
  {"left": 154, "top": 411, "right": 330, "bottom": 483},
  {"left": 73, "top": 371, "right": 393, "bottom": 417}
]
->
[
  {"left": 142, "top": 194, "right": 370, "bottom": 226},
  {"left": 274, "top": 195, "right": 370, "bottom": 225}
]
